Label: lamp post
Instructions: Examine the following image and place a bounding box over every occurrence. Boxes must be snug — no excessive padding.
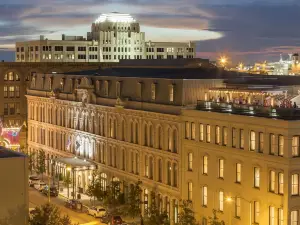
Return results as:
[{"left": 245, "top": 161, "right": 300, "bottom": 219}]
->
[{"left": 226, "top": 196, "right": 251, "bottom": 225}]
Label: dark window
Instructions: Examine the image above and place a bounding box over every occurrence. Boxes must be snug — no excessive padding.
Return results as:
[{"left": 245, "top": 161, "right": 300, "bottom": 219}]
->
[
  {"left": 16, "top": 47, "right": 19, "bottom": 52},
  {"left": 157, "top": 48, "right": 164, "bottom": 52},
  {"left": 21, "top": 47, "right": 24, "bottom": 52},
  {"left": 35, "top": 46, "right": 39, "bottom": 51},
  {"left": 78, "top": 54, "right": 86, "bottom": 59},
  {"left": 30, "top": 47, "right": 33, "bottom": 51},
  {"left": 167, "top": 55, "right": 174, "bottom": 59},
  {"left": 55, "top": 46, "right": 63, "bottom": 51},
  {"left": 66, "top": 46, "right": 75, "bottom": 51},
  {"left": 78, "top": 46, "right": 86, "bottom": 51},
  {"left": 177, "top": 55, "right": 183, "bottom": 59},
  {"left": 4, "top": 104, "right": 8, "bottom": 115}
]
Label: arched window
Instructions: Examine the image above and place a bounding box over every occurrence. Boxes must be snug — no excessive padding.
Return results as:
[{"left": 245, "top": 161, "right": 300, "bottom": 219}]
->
[
  {"left": 167, "top": 162, "right": 172, "bottom": 185},
  {"left": 173, "top": 163, "right": 178, "bottom": 187},
  {"left": 173, "top": 129, "right": 178, "bottom": 153},
  {"left": 149, "top": 125, "right": 154, "bottom": 147},
  {"left": 130, "top": 121, "right": 134, "bottom": 143},
  {"left": 158, "top": 159, "right": 162, "bottom": 182},
  {"left": 168, "top": 128, "right": 172, "bottom": 151},
  {"left": 144, "top": 124, "right": 148, "bottom": 146},
  {"left": 144, "top": 155, "right": 149, "bottom": 177},
  {"left": 149, "top": 157, "right": 153, "bottom": 179},
  {"left": 135, "top": 122, "right": 139, "bottom": 144},
  {"left": 121, "top": 120, "right": 125, "bottom": 141},
  {"left": 122, "top": 148, "right": 126, "bottom": 170},
  {"left": 114, "top": 118, "right": 117, "bottom": 139},
  {"left": 158, "top": 126, "right": 163, "bottom": 150}
]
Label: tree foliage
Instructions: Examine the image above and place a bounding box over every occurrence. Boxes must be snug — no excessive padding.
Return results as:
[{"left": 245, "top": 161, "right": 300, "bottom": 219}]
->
[
  {"left": 145, "top": 192, "right": 169, "bottom": 225},
  {"left": 126, "top": 180, "right": 143, "bottom": 218},
  {"left": 208, "top": 209, "right": 225, "bottom": 225},
  {"left": 178, "top": 200, "right": 198, "bottom": 225},
  {"left": 37, "top": 150, "right": 46, "bottom": 180},
  {"left": 29, "top": 203, "right": 77, "bottom": 225},
  {"left": 28, "top": 152, "right": 36, "bottom": 175}
]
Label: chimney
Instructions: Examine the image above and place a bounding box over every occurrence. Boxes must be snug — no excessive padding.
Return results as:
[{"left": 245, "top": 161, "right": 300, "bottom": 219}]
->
[{"left": 62, "top": 34, "right": 65, "bottom": 40}]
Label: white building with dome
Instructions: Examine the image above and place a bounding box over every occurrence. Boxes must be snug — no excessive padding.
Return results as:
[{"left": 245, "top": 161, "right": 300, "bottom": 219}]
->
[{"left": 15, "top": 13, "right": 196, "bottom": 62}]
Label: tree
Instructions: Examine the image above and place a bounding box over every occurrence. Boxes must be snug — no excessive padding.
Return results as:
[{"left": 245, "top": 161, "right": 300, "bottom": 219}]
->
[
  {"left": 36, "top": 150, "right": 46, "bottom": 180},
  {"left": 27, "top": 152, "right": 36, "bottom": 175},
  {"left": 208, "top": 209, "right": 225, "bottom": 225},
  {"left": 178, "top": 200, "right": 198, "bottom": 225},
  {"left": 126, "top": 180, "right": 143, "bottom": 218},
  {"left": 145, "top": 191, "right": 169, "bottom": 225},
  {"left": 29, "top": 203, "right": 78, "bottom": 225},
  {"left": 64, "top": 171, "right": 72, "bottom": 199}
]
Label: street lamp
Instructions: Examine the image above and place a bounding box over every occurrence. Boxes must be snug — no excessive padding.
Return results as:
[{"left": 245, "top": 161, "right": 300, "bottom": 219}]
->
[{"left": 219, "top": 56, "right": 228, "bottom": 68}]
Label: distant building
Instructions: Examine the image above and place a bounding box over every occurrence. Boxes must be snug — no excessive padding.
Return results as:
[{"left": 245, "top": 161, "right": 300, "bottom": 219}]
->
[
  {"left": 15, "top": 12, "right": 195, "bottom": 63},
  {"left": 0, "top": 147, "right": 28, "bottom": 224}
]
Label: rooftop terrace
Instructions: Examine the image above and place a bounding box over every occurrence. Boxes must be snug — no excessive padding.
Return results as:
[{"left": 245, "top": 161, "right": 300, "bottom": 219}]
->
[{"left": 196, "top": 100, "right": 300, "bottom": 120}]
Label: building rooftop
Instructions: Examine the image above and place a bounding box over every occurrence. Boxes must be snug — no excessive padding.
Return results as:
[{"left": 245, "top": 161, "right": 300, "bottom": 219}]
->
[
  {"left": 196, "top": 100, "right": 300, "bottom": 121},
  {"left": 0, "top": 147, "right": 26, "bottom": 158},
  {"left": 95, "top": 12, "right": 136, "bottom": 23}
]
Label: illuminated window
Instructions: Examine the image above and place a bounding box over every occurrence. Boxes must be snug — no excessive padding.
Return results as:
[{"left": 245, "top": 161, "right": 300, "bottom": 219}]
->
[
  {"left": 240, "top": 129, "right": 244, "bottom": 149},
  {"left": 149, "top": 157, "right": 154, "bottom": 179},
  {"left": 254, "top": 201, "right": 260, "bottom": 223},
  {"left": 116, "top": 81, "right": 121, "bottom": 97},
  {"left": 202, "top": 186, "right": 207, "bottom": 206},
  {"left": 203, "top": 156, "right": 208, "bottom": 175},
  {"left": 292, "top": 136, "right": 300, "bottom": 156},
  {"left": 104, "top": 80, "right": 109, "bottom": 96},
  {"left": 292, "top": 174, "right": 299, "bottom": 195},
  {"left": 185, "top": 122, "right": 190, "bottom": 139},
  {"left": 215, "top": 126, "right": 220, "bottom": 144},
  {"left": 235, "top": 197, "right": 241, "bottom": 218},
  {"left": 167, "top": 162, "right": 171, "bottom": 185},
  {"left": 169, "top": 84, "right": 174, "bottom": 102},
  {"left": 269, "top": 170, "right": 275, "bottom": 192},
  {"left": 270, "top": 134, "right": 276, "bottom": 155},
  {"left": 200, "top": 124, "right": 204, "bottom": 141},
  {"left": 9, "top": 86, "right": 15, "bottom": 98},
  {"left": 278, "top": 172, "right": 284, "bottom": 194},
  {"left": 259, "top": 132, "right": 264, "bottom": 152},
  {"left": 15, "top": 73, "right": 20, "bottom": 81},
  {"left": 278, "top": 135, "right": 284, "bottom": 156},
  {"left": 223, "top": 127, "right": 228, "bottom": 146},
  {"left": 219, "top": 191, "right": 224, "bottom": 212},
  {"left": 188, "top": 153, "right": 193, "bottom": 171},
  {"left": 291, "top": 211, "right": 298, "bottom": 225},
  {"left": 269, "top": 206, "right": 275, "bottom": 225},
  {"left": 8, "top": 72, "right": 14, "bottom": 81},
  {"left": 188, "top": 182, "right": 192, "bottom": 201},
  {"left": 250, "top": 131, "right": 255, "bottom": 151},
  {"left": 206, "top": 125, "right": 211, "bottom": 143},
  {"left": 144, "top": 155, "right": 148, "bottom": 177},
  {"left": 219, "top": 159, "right": 224, "bottom": 178},
  {"left": 232, "top": 128, "right": 236, "bottom": 148},
  {"left": 191, "top": 122, "right": 196, "bottom": 140},
  {"left": 236, "top": 163, "right": 241, "bottom": 183},
  {"left": 4, "top": 86, "right": 7, "bottom": 98},
  {"left": 254, "top": 167, "right": 260, "bottom": 188},
  {"left": 278, "top": 208, "right": 284, "bottom": 225},
  {"left": 151, "top": 83, "right": 156, "bottom": 100}
]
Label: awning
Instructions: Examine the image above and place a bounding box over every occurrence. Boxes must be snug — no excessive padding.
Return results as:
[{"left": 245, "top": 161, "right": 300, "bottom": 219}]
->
[{"left": 53, "top": 157, "right": 97, "bottom": 170}]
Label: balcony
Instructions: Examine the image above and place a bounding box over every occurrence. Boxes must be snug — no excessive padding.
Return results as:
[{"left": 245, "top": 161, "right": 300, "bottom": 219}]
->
[{"left": 196, "top": 100, "right": 300, "bottom": 120}]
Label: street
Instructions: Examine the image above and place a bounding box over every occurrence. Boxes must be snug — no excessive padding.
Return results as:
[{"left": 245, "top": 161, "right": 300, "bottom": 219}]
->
[{"left": 29, "top": 187, "right": 102, "bottom": 225}]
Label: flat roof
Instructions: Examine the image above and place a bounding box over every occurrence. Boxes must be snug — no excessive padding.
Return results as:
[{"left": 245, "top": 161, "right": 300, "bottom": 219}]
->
[{"left": 0, "top": 147, "right": 26, "bottom": 158}]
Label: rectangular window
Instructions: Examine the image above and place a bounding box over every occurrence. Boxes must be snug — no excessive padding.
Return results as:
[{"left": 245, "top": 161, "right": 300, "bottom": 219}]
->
[
  {"left": 223, "top": 127, "right": 228, "bottom": 146},
  {"left": 235, "top": 197, "right": 241, "bottom": 218},
  {"left": 191, "top": 122, "right": 196, "bottom": 140},
  {"left": 185, "top": 122, "right": 190, "bottom": 139},
  {"left": 278, "top": 208, "right": 284, "bottom": 225},
  {"left": 219, "top": 159, "right": 224, "bottom": 178},
  {"left": 250, "top": 131, "right": 255, "bottom": 151},
  {"left": 269, "top": 170, "right": 275, "bottom": 192},
  {"left": 188, "top": 182, "right": 192, "bottom": 201},
  {"left": 254, "top": 201, "right": 260, "bottom": 223},
  {"left": 270, "top": 134, "right": 276, "bottom": 155},
  {"left": 254, "top": 167, "right": 260, "bottom": 188},
  {"left": 292, "top": 136, "right": 300, "bottom": 156},
  {"left": 278, "top": 135, "right": 284, "bottom": 156},
  {"left": 169, "top": 84, "right": 174, "bottom": 102},
  {"left": 292, "top": 174, "right": 299, "bottom": 195},
  {"left": 15, "top": 86, "right": 20, "bottom": 98},
  {"left": 232, "top": 128, "right": 236, "bottom": 148},
  {"left": 202, "top": 186, "right": 207, "bottom": 206},
  {"left": 291, "top": 211, "right": 298, "bottom": 225},
  {"left": 203, "top": 156, "right": 208, "bottom": 175},
  {"left": 66, "top": 46, "right": 75, "bottom": 51},
  {"left": 188, "top": 153, "right": 193, "bottom": 171},
  {"left": 240, "top": 129, "right": 244, "bottom": 149},
  {"left": 278, "top": 172, "right": 284, "bottom": 194},
  {"left": 206, "top": 125, "right": 211, "bottom": 143},
  {"left": 151, "top": 83, "right": 156, "bottom": 100},
  {"left": 259, "top": 132, "right": 264, "bottom": 152},
  {"left": 8, "top": 72, "right": 14, "bottom": 81},
  {"left": 4, "top": 103, "right": 8, "bottom": 115},
  {"left": 219, "top": 191, "right": 224, "bottom": 212},
  {"left": 4, "top": 86, "right": 7, "bottom": 98},
  {"left": 116, "top": 81, "right": 121, "bottom": 97},
  {"left": 9, "top": 86, "right": 15, "bottom": 98},
  {"left": 200, "top": 124, "right": 204, "bottom": 141},
  {"left": 9, "top": 103, "right": 15, "bottom": 115},
  {"left": 16, "top": 103, "right": 20, "bottom": 114},
  {"left": 215, "top": 126, "right": 220, "bottom": 144},
  {"left": 269, "top": 206, "right": 275, "bottom": 225},
  {"left": 236, "top": 163, "right": 241, "bottom": 183}
]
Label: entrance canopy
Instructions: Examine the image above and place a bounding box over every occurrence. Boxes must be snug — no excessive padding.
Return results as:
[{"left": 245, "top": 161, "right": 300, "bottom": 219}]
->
[{"left": 54, "top": 157, "right": 97, "bottom": 170}]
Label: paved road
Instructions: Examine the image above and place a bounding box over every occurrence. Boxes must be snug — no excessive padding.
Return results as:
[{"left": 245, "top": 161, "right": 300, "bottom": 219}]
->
[{"left": 29, "top": 187, "right": 102, "bottom": 225}]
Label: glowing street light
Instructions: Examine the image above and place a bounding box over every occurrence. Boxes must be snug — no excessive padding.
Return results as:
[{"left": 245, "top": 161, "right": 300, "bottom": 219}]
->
[
  {"left": 219, "top": 56, "right": 228, "bottom": 67},
  {"left": 226, "top": 196, "right": 233, "bottom": 202}
]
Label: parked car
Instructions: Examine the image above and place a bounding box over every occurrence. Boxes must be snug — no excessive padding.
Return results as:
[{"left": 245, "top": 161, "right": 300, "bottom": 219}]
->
[
  {"left": 87, "top": 206, "right": 106, "bottom": 218},
  {"left": 34, "top": 182, "right": 47, "bottom": 192},
  {"left": 65, "top": 199, "right": 82, "bottom": 210},
  {"left": 100, "top": 215, "right": 123, "bottom": 225},
  {"left": 42, "top": 186, "right": 58, "bottom": 197},
  {"left": 29, "top": 176, "right": 40, "bottom": 187}
]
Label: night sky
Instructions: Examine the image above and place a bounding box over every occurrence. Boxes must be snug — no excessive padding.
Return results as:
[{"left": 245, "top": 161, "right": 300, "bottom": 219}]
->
[{"left": 1, "top": 0, "right": 300, "bottom": 64}]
